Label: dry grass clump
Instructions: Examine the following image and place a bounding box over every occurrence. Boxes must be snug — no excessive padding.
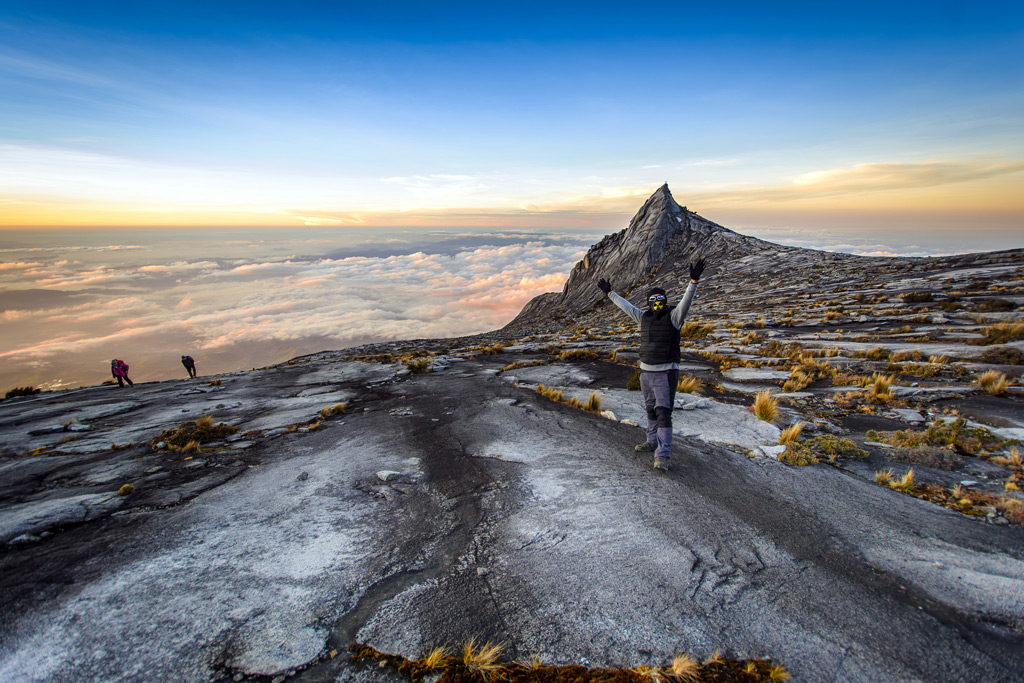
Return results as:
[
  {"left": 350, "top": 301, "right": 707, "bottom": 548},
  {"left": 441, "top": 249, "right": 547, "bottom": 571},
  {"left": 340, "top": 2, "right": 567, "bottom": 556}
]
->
[
  {"left": 479, "top": 344, "right": 505, "bottom": 355},
  {"left": 421, "top": 645, "right": 449, "bottom": 670},
  {"left": 404, "top": 357, "right": 433, "bottom": 373},
  {"left": 535, "top": 384, "right": 565, "bottom": 402},
  {"left": 892, "top": 362, "right": 940, "bottom": 378},
  {"left": 782, "top": 369, "right": 812, "bottom": 393},
  {"left": 351, "top": 642, "right": 788, "bottom": 683},
  {"left": 583, "top": 392, "right": 603, "bottom": 413},
  {"left": 752, "top": 390, "right": 778, "bottom": 423},
  {"left": 498, "top": 359, "right": 545, "bottom": 373},
  {"left": 977, "top": 370, "right": 1009, "bottom": 395},
  {"left": 992, "top": 448, "right": 1023, "bottom": 472},
  {"left": 823, "top": 310, "right": 840, "bottom": 321},
  {"left": 118, "top": 484, "right": 135, "bottom": 496},
  {"left": 670, "top": 653, "right": 700, "bottom": 682},
  {"left": 149, "top": 415, "right": 238, "bottom": 451},
  {"left": 321, "top": 403, "right": 346, "bottom": 418},
  {"left": 856, "top": 346, "right": 892, "bottom": 361},
  {"left": 207, "top": 379, "right": 222, "bottom": 386},
  {"left": 681, "top": 321, "right": 715, "bottom": 339},
  {"left": 900, "top": 291, "right": 934, "bottom": 303},
  {"left": 463, "top": 639, "right": 504, "bottom": 679},
  {"left": 779, "top": 423, "right": 804, "bottom": 445},
  {"left": 866, "top": 373, "right": 894, "bottom": 403},
  {"left": 556, "top": 348, "right": 599, "bottom": 361},
  {"left": 891, "top": 349, "right": 924, "bottom": 362},
  {"left": 759, "top": 340, "right": 803, "bottom": 358},
  {"left": 677, "top": 375, "right": 702, "bottom": 393},
  {"left": 972, "top": 321, "right": 1024, "bottom": 345},
  {"left": 627, "top": 370, "right": 641, "bottom": 391},
  {"left": 818, "top": 346, "right": 840, "bottom": 358}
]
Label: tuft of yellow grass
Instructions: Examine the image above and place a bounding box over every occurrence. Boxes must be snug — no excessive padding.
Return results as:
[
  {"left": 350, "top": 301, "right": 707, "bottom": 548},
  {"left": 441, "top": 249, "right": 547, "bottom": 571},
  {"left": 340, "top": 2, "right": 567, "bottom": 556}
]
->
[
  {"left": 895, "top": 468, "right": 915, "bottom": 491},
  {"left": 752, "top": 390, "right": 778, "bottom": 423},
  {"left": 977, "top": 370, "right": 1009, "bottom": 395},
  {"left": 783, "top": 369, "right": 811, "bottom": 393},
  {"left": 677, "top": 375, "right": 702, "bottom": 393},
  {"left": 118, "top": 484, "right": 135, "bottom": 496},
  {"left": 584, "top": 392, "right": 602, "bottom": 413},
  {"left": 704, "top": 651, "right": 723, "bottom": 665},
  {"left": 196, "top": 415, "right": 213, "bottom": 430},
  {"left": 875, "top": 469, "right": 894, "bottom": 485},
  {"left": 462, "top": 639, "right": 503, "bottom": 679},
  {"left": 993, "top": 448, "right": 1022, "bottom": 471},
  {"left": 182, "top": 440, "right": 200, "bottom": 453},
  {"left": 535, "top": 384, "right": 565, "bottom": 402},
  {"left": 928, "top": 354, "right": 950, "bottom": 365},
  {"left": 670, "top": 653, "right": 700, "bottom": 682},
  {"left": 420, "top": 645, "right": 449, "bottom": 670},
  {"left": 974, "top": 321, "right": 1024, "bottom": 345},
  {"left": 779, "top": 423, "right": 804, "bottom": 446},
  {"left": 769, "top": 663, "right": 792, "bottom": 681},
  {"left": 867, "top": 373, "right": 894, "bottom": 403}
]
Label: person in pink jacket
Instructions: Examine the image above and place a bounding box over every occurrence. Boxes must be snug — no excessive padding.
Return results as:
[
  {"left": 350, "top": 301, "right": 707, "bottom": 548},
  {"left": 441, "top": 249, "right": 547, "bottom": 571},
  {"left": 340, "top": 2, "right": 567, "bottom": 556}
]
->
[{"left": 110, "top": 359, "right": 134, "bottom": 388}]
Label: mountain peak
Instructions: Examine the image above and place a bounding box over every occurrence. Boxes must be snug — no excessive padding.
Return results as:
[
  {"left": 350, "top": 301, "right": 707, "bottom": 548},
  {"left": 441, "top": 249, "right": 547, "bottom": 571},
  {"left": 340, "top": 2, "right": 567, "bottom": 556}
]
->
[{"left": 506, "top": 185, "right": 757, "bottom": 329}]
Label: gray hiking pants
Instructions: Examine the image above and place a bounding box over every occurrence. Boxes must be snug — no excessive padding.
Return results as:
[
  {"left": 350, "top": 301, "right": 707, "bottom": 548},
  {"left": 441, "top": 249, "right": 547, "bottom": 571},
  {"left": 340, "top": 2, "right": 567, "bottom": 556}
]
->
[{"left": 640, "top": 369, "right": 678, "bottom": 459}]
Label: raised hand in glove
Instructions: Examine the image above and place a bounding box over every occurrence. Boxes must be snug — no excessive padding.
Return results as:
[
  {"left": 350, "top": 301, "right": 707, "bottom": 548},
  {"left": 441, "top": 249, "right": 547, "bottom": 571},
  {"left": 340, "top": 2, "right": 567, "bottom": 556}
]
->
[
  {"left": 597, "top": 278, "right": 612, "bottom": 296},
  {"left": 689, "top": 257, "right": 706, "bottom": 282}
]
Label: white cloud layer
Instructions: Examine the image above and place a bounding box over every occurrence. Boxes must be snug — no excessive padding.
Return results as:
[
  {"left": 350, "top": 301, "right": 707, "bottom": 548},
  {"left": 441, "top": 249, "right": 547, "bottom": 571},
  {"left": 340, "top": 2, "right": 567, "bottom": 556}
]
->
[{"left": 0, "top": 236, "right": 588, "bottom": 387}]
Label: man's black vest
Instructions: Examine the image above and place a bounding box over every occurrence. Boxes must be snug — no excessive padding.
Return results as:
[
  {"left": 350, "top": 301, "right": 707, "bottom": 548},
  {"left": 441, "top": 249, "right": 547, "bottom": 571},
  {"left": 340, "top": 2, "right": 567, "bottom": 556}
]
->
[{"left": 639, "top": 310, "right": 681, "bottom": 365}]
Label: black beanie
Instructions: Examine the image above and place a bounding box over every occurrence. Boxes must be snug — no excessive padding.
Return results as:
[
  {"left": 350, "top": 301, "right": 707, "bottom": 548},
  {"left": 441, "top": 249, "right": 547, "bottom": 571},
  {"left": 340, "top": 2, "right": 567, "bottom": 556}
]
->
[{"left": 646, "top": 286, "right": 666, "bottom": 299}]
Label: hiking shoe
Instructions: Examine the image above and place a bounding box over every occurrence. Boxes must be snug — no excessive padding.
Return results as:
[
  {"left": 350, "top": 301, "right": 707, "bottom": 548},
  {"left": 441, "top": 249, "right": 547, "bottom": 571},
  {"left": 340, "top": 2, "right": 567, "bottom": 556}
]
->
[
  {"left": 653, "top": 457, "right": 669, "bottom": 471},
  {"left": 635, "top": 441, "right": 656, "bottom": 452}
]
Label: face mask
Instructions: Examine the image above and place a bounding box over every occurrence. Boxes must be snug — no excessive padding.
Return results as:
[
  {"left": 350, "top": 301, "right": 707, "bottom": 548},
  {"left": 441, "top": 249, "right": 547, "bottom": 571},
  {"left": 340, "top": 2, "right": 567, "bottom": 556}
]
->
[{"left": 648, "top": 294, "right": 666, "bottom": 311}]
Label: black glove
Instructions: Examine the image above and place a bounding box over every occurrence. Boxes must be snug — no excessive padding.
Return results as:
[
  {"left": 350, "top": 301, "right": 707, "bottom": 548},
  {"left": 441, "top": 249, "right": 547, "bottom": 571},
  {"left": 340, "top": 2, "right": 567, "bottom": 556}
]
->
[
  {"left": 689, "top": 257, "right": 706, "bottom": 282},
  {"left": 597, "top": 278, "right": 611, "bottom": 296}
]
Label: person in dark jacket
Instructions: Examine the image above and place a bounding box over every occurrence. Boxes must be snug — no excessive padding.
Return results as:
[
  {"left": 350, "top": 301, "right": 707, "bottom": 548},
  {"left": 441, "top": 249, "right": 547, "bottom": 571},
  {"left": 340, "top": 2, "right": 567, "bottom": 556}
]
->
[
  {"left": 597, "top": 257, "right": 705, "bottom": 471},
  {"left": 181, "top": 355, "right": 197, "bottom": 378}
]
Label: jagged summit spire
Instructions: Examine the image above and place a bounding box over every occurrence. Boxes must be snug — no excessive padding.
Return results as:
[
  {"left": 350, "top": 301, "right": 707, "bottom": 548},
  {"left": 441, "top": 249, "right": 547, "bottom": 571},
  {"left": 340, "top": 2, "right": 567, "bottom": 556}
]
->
[{"left": 504, "top": 184, "right": 762, "bottom": 330}]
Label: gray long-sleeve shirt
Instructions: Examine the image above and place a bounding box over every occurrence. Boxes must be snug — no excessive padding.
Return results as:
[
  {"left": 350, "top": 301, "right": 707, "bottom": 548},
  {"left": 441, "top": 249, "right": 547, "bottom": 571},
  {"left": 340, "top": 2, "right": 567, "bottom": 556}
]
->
[{"left": 608, "top": 281, "right": 698, "bottom": 371}]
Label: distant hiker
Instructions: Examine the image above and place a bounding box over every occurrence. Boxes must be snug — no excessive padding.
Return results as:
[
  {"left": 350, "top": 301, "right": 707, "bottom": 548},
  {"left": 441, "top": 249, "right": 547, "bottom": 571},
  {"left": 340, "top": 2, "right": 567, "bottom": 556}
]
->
[
  {"left": 181, "top": 355, "right": 197, "bottom": 378},
  {"left": 110, "top": 359, "right": 134, "bottom": 388},
  {"left": 596, "top": 257, "right": 706, "bottom": 471}
]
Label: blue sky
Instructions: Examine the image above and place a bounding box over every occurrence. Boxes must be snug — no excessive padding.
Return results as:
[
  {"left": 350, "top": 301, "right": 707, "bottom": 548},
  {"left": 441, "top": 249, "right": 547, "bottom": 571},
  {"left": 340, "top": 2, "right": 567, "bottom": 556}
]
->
[{"left": 1, "top": 1, "right": 1022, "bottom": 249}]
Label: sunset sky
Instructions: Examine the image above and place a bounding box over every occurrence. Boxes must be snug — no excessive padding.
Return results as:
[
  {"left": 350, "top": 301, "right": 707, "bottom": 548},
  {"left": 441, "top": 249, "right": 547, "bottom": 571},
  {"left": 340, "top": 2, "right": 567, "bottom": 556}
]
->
[{"left": 1, "top": 1, "right": 1022, "bottom": 244}]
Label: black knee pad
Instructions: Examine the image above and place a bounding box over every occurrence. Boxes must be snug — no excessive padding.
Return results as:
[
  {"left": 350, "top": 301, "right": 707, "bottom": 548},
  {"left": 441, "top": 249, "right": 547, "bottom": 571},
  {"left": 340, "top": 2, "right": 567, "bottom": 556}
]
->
[
  {"left": 646, "top": 407, "right": 658, "bottom": 421},
  {"left": 655, "top": 406, "right": 673, "bottom": 429}
]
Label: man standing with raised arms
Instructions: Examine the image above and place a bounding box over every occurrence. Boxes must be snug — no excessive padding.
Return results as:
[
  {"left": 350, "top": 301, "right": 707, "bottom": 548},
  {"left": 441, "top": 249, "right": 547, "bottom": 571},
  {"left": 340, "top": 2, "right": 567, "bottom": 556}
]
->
[{"left": 597, "top": 257, "right": 706, "bottom": 471}]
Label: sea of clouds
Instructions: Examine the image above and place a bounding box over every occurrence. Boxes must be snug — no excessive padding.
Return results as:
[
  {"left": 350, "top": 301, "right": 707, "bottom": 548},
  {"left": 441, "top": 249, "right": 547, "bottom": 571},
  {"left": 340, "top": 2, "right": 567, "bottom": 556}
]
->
[{"left": 0, "top": 230, "right": 595, "bottom": 390}]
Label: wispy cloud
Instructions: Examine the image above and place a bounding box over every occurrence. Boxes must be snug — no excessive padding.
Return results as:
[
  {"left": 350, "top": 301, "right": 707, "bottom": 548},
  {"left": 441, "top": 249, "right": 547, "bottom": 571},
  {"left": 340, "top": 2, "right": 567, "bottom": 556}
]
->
[{"left": 690, "top": 159, "right": 1024, "bottom": 205}]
